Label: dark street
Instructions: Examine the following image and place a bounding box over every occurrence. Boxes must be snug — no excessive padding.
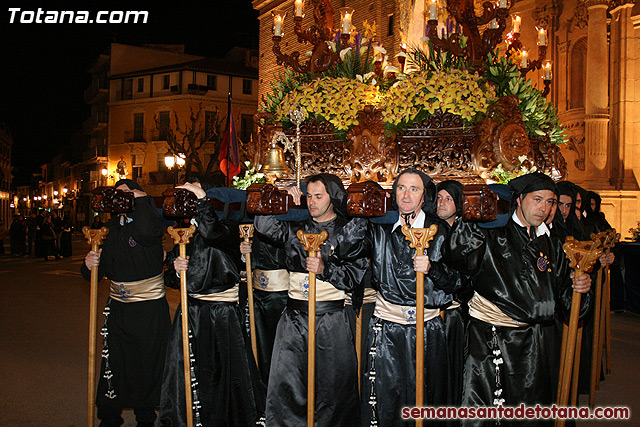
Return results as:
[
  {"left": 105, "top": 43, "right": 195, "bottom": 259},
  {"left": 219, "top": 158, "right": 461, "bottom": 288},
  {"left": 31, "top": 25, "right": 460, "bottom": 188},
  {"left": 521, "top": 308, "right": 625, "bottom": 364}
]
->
[{"left": 0, "top": 235, "right": 638, "bottom": 426}]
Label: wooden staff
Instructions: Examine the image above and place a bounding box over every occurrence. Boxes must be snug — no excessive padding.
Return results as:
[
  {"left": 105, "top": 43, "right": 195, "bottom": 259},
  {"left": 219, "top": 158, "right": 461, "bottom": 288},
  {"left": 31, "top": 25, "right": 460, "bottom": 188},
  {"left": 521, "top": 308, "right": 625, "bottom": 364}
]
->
[
  {"left": 401, "top": 224, "right": 439, "bottom": 427},
  {"left": 296, "top": 229, "right": 329, "bottom": 427},
  {"left": 570, "top": 323, "right": 583, "bottom": 407},
  {"left": 167, "top": 225, "right": 197, "bottom": 427},
  {"left": 239, "top": 224, "right": 259, "bottom": 367},
  {"left": 556, "top": 238, "right": 601, "bottom": 427},
  {"left": 82, "top": 226, "right": 109, "bottom": 427},
  {"left": 588, "top": 231, "right": 608, "bottom": 407},
  {"left": 356, "top": 310, "right": 363, "bottom": 394},
  {"left": 604, "top": 230, "right": 619, "bottom": 375}
]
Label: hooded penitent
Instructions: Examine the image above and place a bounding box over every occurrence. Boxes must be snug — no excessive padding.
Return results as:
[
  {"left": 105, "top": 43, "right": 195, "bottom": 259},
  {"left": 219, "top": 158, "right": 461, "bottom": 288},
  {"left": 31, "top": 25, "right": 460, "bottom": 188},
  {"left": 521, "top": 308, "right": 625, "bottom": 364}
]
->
[
  {"left": 508, "top": 172, "right": 557, "bottom": 210},
  {"left": 392, "top": 167, "right": 437, "bottom": 215},
  {"left": 307, "top": 173, "right": 348, "bottom": 218},
  {"left": 436, "top": 179, "right": 464, "bottom": 218}
]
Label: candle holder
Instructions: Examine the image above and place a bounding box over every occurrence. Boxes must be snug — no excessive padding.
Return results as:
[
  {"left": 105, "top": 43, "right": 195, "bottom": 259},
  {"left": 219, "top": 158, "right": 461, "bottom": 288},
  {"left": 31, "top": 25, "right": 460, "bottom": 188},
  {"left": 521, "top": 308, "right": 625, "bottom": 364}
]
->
[
  {"left": 424, "top": 0, "right": 511, "bottom": 70},
  {"left": 271, "top": 0, "right": 350, "bottom": 74}
]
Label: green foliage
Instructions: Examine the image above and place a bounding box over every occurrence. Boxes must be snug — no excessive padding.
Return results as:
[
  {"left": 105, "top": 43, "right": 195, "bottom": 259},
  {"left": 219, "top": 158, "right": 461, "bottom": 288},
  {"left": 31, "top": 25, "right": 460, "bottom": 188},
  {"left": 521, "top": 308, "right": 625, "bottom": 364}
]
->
[
  {"left": 259, "top": 69, "right": 309, "bottom": 115},
  {"left": 405, "top": 41, "right": 469, "bottom": 74},
  {"left": 483, "top": 53, "right": 567, "bottom": 146}
]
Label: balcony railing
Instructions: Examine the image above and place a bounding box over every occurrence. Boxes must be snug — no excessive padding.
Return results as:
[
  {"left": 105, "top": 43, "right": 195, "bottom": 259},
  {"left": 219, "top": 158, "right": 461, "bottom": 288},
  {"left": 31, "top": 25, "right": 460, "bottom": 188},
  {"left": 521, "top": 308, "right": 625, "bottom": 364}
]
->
[
  {"left": 124, "top": 130, "right": 149, "bottom": 143},
  {"left": 82, "top": 146, "right": 108, "bottom": 162}
]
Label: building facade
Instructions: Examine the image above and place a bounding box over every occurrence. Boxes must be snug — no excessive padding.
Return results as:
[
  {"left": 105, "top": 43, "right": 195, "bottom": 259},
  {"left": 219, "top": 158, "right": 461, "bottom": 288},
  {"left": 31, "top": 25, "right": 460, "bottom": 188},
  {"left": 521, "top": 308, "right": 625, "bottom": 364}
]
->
[{"left": 0, "top": 123, "right": 13, "bottom": 226}]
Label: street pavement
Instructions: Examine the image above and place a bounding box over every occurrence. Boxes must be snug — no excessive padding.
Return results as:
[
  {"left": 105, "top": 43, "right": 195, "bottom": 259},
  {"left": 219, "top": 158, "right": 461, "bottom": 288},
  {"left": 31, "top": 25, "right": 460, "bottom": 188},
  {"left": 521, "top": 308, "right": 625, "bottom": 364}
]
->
[{"left": 0, "top": 235, "right": 638, "bottom": 426}]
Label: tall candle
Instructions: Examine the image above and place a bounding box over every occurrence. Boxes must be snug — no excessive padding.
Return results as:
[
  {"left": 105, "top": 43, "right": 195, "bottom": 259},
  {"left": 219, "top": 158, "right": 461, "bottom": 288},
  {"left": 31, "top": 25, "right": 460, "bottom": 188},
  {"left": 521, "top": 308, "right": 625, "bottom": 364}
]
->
[
  {"left": 543, "top": 62, "right": 552, "bottom": 80},
  {"left": 429, "top": 0, "right": 438, "bottom": 21},
  {"left": 520, "top": 50, "right": 528, "bottom": 68},
  {"left": 499, "top": 0, "right": 508, "bottom": 8},
  {"left": 341, "top": 11, "right": 352, "bottom": 34},
  {"left": 274, "top": 15, "right": 283, "bottom": 36},
  {"left": 490, "top": 19, "right": 498, "bottom": 29},
  {"left": 513, "top": 15, "right": 521, "bottom": 33},
  {"left": 537, "top": 28, "right": 547, "bottom": 46},
  {"left": 294, "top": 0, "right": 304, "bottom": 17}
]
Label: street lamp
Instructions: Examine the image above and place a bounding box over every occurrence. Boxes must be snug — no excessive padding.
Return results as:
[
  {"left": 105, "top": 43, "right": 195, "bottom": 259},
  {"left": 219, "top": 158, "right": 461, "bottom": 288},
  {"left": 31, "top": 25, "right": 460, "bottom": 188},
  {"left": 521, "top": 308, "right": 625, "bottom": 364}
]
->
[{"left": 164, "top": 151, "right": 175, "bottom": 169}]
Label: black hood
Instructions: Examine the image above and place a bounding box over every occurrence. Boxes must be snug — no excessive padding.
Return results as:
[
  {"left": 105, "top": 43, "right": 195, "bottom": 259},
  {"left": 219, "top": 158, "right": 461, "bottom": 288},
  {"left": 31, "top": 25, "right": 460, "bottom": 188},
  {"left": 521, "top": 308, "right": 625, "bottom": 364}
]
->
[
  {"left": 306, "top": 173, "right": 347, "bottom": 218},
  {"left": 114, "top": 178, "right": 143, "bottom": 192},
  {"left": 508, "top": 172, "right": 557, "bottom": 212},
  {"left": 583, "top": 191, "right": 601, "bottom": 215},
  {"left": 436, "top": 179, "right": 463, "bottom": 217},
  {"left": 392, "top": 168, "right": 436, "bottom": 215}
]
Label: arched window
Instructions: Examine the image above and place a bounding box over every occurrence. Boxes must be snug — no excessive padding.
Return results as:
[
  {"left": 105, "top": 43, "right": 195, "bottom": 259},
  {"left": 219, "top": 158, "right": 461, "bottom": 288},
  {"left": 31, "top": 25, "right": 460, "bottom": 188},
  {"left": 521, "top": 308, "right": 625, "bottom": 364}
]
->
[{"left": 569, "top": 38, "right": 587, "bottom": 110}]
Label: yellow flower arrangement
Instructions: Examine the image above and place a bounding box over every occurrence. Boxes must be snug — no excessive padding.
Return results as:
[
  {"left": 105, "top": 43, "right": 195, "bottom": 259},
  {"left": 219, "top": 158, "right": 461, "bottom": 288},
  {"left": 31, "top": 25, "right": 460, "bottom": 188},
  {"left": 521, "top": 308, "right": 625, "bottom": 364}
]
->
[
  {"left": 382, "top": 69, "right": 496, "bottom": 127},
  {"left": 275, "top": 77, "right": 382, "bottom": 131}
]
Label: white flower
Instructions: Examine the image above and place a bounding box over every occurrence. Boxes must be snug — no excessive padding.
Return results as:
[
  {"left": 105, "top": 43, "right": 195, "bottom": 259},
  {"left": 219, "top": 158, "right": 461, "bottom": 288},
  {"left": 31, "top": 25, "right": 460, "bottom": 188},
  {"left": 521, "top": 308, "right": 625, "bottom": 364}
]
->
[
  {"left": 339, "top": 47, "right": 352, "bottom": 61},
  {"left": 327, "top": 41, "right": 336, "bottom": 52},
  {"left": 355, "top": 74, "right": 363, "bottom": 82},
  {"left": 517, "top": 155, "right": 528, "bottom": 163},
  {"left": 384, "top": 66, "right": 401, "bottom": 77},
  {"left": 256, "top": 173, "right": 264, "bottom": 178},
  {"left": 244, "top": 160, "right": 251, "bottom": 167},
  {"left": 364, "top": 72, "right": 375, "bottom": 80},
  {"left": 395, "top": 51, "right": 408, "bottom": 58},
  {"left": 373, "top": 46, "right": 387, "bottom": 55},
  {"left": 360, "top": 37, "right": 369, "bottom": 46},
  {"left": 305, "top": 51, "right": 313, "bottom": 57},
  {"left": 493, "top": 357, "right": 504, "bottom": 366},
  {"left": 420, "top": 36, "right": 429, "bottom": 43}
]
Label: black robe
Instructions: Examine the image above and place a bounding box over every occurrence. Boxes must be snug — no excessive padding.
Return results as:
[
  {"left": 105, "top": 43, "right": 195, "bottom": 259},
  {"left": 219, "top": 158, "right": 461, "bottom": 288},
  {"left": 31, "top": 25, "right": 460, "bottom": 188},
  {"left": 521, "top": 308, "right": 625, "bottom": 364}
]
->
[
  {"left": 159, "top": 198, "right": 265, "bottom": 427},
  {"left": 444, "top": 219, "right": 593, "bottom": 426},
  {"left": 361, "top": 215, "right": 460, "bottom": 427},
  {"left": 254, "top": 214, "right": 368, "bottom": 427},
  {"left": 80, "top": 195, "right": 170, "bottom": 410},
  {"left": 248, "top": 231, "right": 288, "bottom": 386}
]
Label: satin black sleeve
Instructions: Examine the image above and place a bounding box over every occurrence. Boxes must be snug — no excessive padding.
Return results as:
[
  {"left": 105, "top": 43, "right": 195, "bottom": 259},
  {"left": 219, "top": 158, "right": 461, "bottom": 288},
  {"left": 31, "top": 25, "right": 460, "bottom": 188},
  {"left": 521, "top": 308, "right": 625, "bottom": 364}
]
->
[
  {"left": 254, "top": 215, "right": 289, "bottom": 245},
  {"left": 427, "top": 260, "right": 461, "bottom": 294},
  {"left": 163, "top": 247, "right": 180, "bottom": 290},
  {"left": 129, "top": 196, "right": 164, "bottom": 246},
  {"left": 318, "top": 217, "right": 369, "bottom": 292},
  {"left": 443, "top": 218, "right": 487, "bottom": 277}
]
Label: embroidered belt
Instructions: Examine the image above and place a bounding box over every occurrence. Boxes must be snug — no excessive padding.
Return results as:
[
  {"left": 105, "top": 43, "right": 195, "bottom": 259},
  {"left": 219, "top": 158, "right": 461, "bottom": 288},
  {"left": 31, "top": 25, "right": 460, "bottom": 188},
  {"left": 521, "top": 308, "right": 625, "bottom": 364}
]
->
[
  {"left": 373, "top": 293, "right": 440, "bottom": 325},
  {"left": 345, "top": 288, "right": 378, "bottom": 306},
  {"left": 110, "top": 273, "right": 165, "bottom": 303},
  {"left": 468, "top": 292, "right": 527, "bottom": 327},
  {"left": 191, "top": 284, "right": 239, "bottom": 303},
  {"left": 252, "top": 269, "right": 289, "bottom": 292},
  {"left": 288, "top": 271, "right": 345, "bottom": 302},
  {"left": 287, "top": 297, "right": 344, "bottom": 314}
]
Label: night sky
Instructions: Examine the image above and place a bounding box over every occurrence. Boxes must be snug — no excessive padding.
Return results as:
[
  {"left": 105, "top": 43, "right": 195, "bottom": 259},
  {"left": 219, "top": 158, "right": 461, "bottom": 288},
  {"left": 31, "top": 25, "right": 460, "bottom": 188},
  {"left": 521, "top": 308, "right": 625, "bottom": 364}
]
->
[{"left": 0, "top": 1, "right": 259, "bottom": 185}]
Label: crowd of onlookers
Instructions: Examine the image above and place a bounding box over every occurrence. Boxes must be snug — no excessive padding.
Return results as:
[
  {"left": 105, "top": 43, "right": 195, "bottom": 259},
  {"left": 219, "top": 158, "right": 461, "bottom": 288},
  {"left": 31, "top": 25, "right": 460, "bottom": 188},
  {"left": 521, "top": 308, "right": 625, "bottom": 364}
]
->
[{"left": 0, "top": 211, "right": 74, "bottom": 259}]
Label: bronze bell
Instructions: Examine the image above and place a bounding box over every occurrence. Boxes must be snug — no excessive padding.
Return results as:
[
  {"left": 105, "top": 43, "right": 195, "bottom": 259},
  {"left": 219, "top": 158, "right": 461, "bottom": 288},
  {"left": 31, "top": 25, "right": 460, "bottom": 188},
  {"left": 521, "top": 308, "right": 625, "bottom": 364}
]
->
[{"left": 261, "top": 144, "right": 292, "bottom": 175}]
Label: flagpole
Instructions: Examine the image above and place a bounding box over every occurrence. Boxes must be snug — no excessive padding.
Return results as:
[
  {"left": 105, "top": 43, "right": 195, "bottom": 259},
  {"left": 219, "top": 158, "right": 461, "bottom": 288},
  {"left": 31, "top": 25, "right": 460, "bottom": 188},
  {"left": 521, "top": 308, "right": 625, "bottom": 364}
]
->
[{"left": 227, "top": 92, "right": 231, "bottom": 188}]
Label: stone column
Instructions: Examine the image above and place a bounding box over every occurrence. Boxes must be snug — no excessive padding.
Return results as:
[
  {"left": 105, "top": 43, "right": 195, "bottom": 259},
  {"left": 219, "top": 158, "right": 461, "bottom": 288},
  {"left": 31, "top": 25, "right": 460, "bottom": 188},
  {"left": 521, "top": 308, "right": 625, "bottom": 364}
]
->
[{"left": 583, "top": 0, "right": 610, "bottom": 185}]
